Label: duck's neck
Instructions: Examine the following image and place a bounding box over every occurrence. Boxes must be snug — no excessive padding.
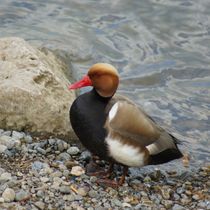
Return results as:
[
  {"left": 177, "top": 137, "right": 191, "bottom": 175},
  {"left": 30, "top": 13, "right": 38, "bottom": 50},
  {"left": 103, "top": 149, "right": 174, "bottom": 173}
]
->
[{"left": 91, "top": 88, "right": 113, "bottom": 102}]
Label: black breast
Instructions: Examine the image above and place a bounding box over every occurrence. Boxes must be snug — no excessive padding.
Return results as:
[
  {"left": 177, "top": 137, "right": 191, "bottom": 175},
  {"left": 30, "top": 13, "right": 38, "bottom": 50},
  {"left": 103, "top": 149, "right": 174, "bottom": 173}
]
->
[{"left": 70, "top": 89, "right": 111, "bottom": 160}]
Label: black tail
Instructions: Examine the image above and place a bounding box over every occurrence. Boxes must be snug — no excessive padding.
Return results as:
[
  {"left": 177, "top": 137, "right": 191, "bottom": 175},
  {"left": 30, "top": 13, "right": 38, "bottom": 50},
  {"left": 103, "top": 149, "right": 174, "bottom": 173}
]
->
[{"left": 149, "top": 135, "right": 183, "bottom": 165}]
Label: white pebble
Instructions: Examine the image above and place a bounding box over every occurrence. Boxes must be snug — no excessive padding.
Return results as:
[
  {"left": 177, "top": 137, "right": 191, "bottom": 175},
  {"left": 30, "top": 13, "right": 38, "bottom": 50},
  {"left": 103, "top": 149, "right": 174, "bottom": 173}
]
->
[
  {"left": 2, "top": 188, "right": 16, "bottom": 202},
  {"left": 70, "top": 166, "right": 85, "bottom": 176}
]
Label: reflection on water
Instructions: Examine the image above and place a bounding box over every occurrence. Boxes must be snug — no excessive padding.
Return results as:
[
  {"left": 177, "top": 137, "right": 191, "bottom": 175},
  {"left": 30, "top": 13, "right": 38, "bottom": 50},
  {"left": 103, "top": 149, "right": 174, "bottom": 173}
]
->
[{"left": 0, "top": 0, "right": 209, "bottom": 169}]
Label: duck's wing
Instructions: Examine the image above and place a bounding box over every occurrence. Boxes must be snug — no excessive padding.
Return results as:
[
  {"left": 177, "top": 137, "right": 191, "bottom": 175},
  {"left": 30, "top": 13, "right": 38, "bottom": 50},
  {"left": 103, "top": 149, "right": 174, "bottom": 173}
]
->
[{"left": 105, "top": 95, "right": 179, "bottom": 154}]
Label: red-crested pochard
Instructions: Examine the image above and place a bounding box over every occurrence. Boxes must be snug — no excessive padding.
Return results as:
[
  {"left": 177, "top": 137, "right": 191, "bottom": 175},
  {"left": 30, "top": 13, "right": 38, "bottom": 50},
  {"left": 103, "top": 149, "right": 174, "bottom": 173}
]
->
[{"left": 69, "top": 63, "right": 183, "bottom": 187}]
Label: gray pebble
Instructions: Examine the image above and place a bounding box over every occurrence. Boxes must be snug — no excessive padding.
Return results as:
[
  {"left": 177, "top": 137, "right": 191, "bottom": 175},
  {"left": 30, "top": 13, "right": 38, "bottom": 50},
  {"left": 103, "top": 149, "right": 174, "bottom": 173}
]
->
[
  {"left": 88, "top": 190, "right": 100, "bottom": 199},
  {"left": 36, "top": 190, "right": 45, "bottom": 198},
  {"left": 24, "top": 135, "right": 33, "bottom": 143},
  {"left": 34, "top": 201, "right": 45, "bottom": 210},
  {"left": 48, "top": 138, "right": 56, "bottom": 145},
  {"left": 79, "top": 151, "right": 91, "bottom": 161},
  {"left": 59, "top": 186, "right": 71, "bottom": 194},
  {"left": 197, "top": 201, "right": 208, "bottom": 208},
  {"left": 2, "top": 131, "right": 12, "bottom": 136},
  {"left": 0, "top": 135, "right": 14, "bottom": 149},
  {"left": 0, "top": 144, "right": 7, "bottom": 153},
  {"left": 172, "top": 204, "right": 186, "bottom": 210},
  {"left": 67, "top": 146, "right": 80, "bottom": 155},
  {"left": 57, "top": 140, "right": 65, "bottom": 152},
  {"left": 57, "top": 152, "right": 71, "bottom": 161},
  {"left": 15, "top": 189, "right": 30, "bottom": 201},
  {"left": 12, "top": 131, "right": 25, "bottom": 140},
  {"left": 176, "top": 187, "right": 184, "bottom": 194},
  {"left": 51, "top": 171, "right": 62, "bottom": 178},
  {"left": 36, "top": 147, "right": 46, "bottom": 155},
  {"left": 31, "top": 161, "right": 49, "bottom": 171},
  {"left": 0, "top": 172, "right": 12, "bottom": 182}
]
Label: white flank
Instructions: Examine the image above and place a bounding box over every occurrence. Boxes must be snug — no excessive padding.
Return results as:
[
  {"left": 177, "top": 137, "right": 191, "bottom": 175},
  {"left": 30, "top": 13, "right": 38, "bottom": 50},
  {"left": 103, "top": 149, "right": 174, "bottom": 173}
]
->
[
  {"left": 109, "top": 102, "right": 119, "bottom": 121},
  {"left": 106, "top": 137, "right": 145, "bottom": 167}
]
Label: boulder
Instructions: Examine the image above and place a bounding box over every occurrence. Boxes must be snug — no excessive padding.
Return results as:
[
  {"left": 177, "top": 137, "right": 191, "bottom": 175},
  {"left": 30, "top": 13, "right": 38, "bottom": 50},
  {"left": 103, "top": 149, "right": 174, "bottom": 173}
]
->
[{"left": 0, "top": 37, "right": 76, "bottom": 139}]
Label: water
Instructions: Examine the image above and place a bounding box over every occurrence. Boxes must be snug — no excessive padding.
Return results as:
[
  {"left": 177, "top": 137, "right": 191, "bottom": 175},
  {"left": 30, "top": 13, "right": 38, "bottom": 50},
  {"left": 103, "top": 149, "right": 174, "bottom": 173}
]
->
[{"left": 0, "top": 0, "right": 209, "bottom": 170}]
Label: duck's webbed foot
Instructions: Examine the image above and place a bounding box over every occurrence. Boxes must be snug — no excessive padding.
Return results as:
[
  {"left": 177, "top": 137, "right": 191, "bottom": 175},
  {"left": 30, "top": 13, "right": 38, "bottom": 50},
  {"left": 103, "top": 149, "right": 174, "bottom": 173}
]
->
[
  {"left": 86, "top": 160, "right": 114, "bottom": 178},
  {"left": 96, "top": 166, "right": 128, "bottom": 188}
]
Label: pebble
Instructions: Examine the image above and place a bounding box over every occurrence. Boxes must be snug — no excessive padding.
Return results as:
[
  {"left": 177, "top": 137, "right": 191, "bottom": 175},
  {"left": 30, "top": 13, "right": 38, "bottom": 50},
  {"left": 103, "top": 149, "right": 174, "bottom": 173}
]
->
[
  {"left": 34, "top": 201, "right": 45, "bottom": 210},
  {"left": 77, "top": 187, "right": 89, "bottom": 196},
  {"left": 57, "top": 152, "right": 71, "bottom": 161},
  {"left": 15, "top": 189, "right": 30, "bottom": 201},
  {"left": 0, "top": 135, "right": 15, "bottom": 149},
  {"left": 79, "top": 151, "right": 91, "bottom": 161},
  {"left": 0, "top": 144, "right": 7, "bottom": 153},
  {"left": 67, "top": 146, "right": 80, "bottom": 155},
  {"left": 2, "top": 188, "right": 16, "bottom": 202},
  {"left": 70, "top": 166, "right": 85, "bottom": 176},
  {"left": 36, "top": 147, "right": 46, "bottom": 155},
  {"left": 12, "top": 131, "right": 25, "bottom": 140},
  {"left": 172, "top": 204, "right": 186, "bottom": 210},
  {"left": 59, "top": 186, "right": 71, "bottom": 194},
  {"left": 0, "top": 172, "right": 12, "bottom": 182},
  {"left": 88, "top": 190, "right": 100, "bottom": 199}
]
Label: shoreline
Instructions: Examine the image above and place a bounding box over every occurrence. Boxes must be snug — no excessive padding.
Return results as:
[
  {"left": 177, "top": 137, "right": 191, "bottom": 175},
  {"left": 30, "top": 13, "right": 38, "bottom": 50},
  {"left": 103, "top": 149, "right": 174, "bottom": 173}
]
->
[{"left": 0, "top": 129, "right": 209, "bottom": 210}]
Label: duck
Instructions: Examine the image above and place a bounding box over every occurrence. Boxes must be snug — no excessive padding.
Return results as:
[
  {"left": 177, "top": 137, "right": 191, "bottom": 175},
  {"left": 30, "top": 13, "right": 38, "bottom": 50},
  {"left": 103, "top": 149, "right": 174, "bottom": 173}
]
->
[{"left": 69, "top": 63, "right": 183, "bottom": 187}]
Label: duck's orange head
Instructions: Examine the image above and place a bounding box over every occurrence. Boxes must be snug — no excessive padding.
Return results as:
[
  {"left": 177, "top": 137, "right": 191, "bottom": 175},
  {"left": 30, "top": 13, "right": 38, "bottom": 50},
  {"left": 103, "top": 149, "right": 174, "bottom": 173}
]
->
[{"left": 69, "top": 63, "right": 119, "bottom": 97}]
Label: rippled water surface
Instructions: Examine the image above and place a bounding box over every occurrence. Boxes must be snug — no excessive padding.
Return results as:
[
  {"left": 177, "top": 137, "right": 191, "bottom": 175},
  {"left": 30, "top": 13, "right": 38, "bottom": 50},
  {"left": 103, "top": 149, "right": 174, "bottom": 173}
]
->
[{"left": 0, "top": 0, "right": 209, "bottom": 169}]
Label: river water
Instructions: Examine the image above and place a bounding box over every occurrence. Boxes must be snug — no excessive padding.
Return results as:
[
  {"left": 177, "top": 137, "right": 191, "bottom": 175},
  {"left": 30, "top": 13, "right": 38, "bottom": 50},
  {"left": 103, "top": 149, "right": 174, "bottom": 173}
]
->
[{"left": 0, "top": 0, "right": 209, "bottom": 171}]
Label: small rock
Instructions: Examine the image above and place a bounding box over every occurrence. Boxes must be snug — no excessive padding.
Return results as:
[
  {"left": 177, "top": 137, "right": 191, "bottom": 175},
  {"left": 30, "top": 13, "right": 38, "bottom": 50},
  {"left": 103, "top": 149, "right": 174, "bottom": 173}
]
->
[
  {"left": 197, "top": 201, "right": 208, "bottom": 208},
  {"left": 36, "top": 147, "right": 46, "bottom": 155},
  {"left": 51, "top": 171, "right": 62, "bottom": 178},
  {"left": 34, "top": 201, "right": 45, "bottom": 210},
  {"left": 2, "top": 131, "right": 12, "bottom": 136},
  {"left": 40, "top": 177, "right": 49, "bottom": 183},
  {"left": 79, "top": 151, "right": 91, "bottom": 161},
  {"left": 88, "top": 190, "right": 100, "bottom": 199},
  {"left": 0, "top": 172, "right": 12, "bottom": 182},
  {"left": 57, "top": 140, "right": 66, "bottom": 152},
  {"left": 59, "top": 186, "right": 71, "bottom": 194},
  {"left": 2, "top": 188, "right": 15, "bottom": 202},
  {"left": 192, "top": 194, "right": 200, "bottom": 200},
  {"left": 161, "top": 186, "right": 172, "bottom": 199},
  {"left": 143, "top": 176, "right": 151, "bottom": 182},
  {"left": 67, "top": 146, "right": 80, "bottom": 155},
  {"left": 122, "top": 202, "right": 132, "bottom": 208},
  {"left": 57, "top": 152, "right": 71, "bottom": 161},
  {"left": 111, "top": 199, "right": 122, "bottom": 207},
  {"left": 24, "top": 135, "right": 33, "bottom": 143},
  {"left": 0, "top": 135, "right": 15, "bottom": 149},
  {"left": 77, "top": 187, "right": 89, "bottom": 196},
  {"left": 48, "top": 138, "right": 56, "bottom": 145},
  {"left": 176, "top": 187, "right": 184, "bottom": 194},
  {"left": 162, "top": 200, "right": 173, "bottom": 209},
  {"left": 15, "top": 190, "right": 30, "bottom": 201},
  {"left": 0, "top": 197, "right": 4, "bottom": 203},
  {"left": 36, "top": 190, "right": 45, "bottom": 198},
  {"left": 0, "top": 144, "right": 7, "bottom": 153},
  {"left": 70, "top": 166, "right": 85, "bottom": 176},
  {"left": 12, "top": 131, "right": 25, "bottom": 140},
  {"left": 31, "top": 161, "right": 49, "bottom": 171},
  {"left": 172, "top": 204, "right": 186, "bottom": 210}
]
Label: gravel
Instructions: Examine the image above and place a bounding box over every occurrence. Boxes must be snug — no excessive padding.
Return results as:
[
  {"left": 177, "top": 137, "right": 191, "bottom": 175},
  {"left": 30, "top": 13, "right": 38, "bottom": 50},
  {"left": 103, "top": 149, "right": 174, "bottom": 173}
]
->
[{"left": 0, "top": 129, "right": 209, "bottom": 210}]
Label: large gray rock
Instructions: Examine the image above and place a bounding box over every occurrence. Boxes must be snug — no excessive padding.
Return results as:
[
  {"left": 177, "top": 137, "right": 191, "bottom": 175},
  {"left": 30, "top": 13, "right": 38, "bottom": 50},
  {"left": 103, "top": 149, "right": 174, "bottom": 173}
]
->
[{"left": 0, "top": 37, "right": 76, "bottom": 139}]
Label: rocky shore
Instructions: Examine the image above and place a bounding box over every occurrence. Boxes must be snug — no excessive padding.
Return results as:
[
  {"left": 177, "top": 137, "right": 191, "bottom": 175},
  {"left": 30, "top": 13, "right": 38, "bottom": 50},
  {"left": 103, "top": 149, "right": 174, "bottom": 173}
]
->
[{"left": 0, "top": 129, "right": 209, "bottom": 210}]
